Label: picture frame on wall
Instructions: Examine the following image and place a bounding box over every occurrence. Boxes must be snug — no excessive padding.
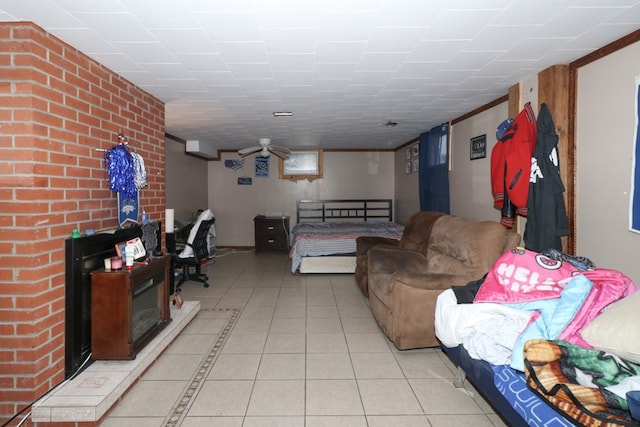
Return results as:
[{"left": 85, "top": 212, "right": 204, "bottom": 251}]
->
[
  {"left": 405, "top": 161, "right": 412, "bottom": 174},
  {"left": 412, "top": 158, "right": 419, "bottom": 173},
  {"left": 470, "top": 134, "right": 487, "bottom": 160},
  {"left": 405, "top": 147, "right": 412, "bottom": 160},
  {"left": 412, "top": 143, "right": 419, "bottom": 158}
]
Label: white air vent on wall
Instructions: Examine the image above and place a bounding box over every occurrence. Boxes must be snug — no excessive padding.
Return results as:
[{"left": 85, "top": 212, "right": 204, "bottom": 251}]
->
[{"left": 186, "top": 140, "right": 217, "bottom": 159}]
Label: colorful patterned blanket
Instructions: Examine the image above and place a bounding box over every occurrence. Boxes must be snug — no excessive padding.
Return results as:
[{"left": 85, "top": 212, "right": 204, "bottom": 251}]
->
[{"left": 524, "top": 339, "right": 640, "bottom": 426}]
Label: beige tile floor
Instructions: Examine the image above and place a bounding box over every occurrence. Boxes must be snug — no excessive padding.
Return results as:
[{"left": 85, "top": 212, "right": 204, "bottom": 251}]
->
[{"left": 100, "top": 250, "right": 508, "bottom": 427}]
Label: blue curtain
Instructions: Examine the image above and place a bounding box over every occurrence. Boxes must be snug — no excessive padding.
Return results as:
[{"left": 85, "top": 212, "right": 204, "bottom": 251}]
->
[
  {"left": 631, "top": 79, "right": 640, "bottom": 232},
  {"left": 419, "top": 123, "right": 450, "bottom": 213}
]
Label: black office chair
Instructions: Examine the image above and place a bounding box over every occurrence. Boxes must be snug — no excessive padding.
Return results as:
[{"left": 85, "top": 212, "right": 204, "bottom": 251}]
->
[{"left": 174, "top": 218, "right": 215, "bottom": 289}]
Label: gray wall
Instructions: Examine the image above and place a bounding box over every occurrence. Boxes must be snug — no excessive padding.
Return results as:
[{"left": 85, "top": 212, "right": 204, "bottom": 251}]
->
[
  {"left": 207, "top": 151, "right": 395, "bottom": 246},
  {"left": 165, "top": 137, "right": 209, "bottom": 226},
  {"left": 576, "top": 41, "right": 640, "bottom": 283}
]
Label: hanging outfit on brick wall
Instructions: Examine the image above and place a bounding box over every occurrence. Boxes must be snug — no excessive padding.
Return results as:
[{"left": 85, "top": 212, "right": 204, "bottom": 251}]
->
[
  {"left": 524, "top": 103, "right": 569, "bottom": 251},
  {"left": 491, "top": 102, "right": 537, "bottom": 227}
]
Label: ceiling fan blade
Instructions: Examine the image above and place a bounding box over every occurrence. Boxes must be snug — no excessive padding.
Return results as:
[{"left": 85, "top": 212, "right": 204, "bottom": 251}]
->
[
  {"left": 270, "top": 149, "right": 290, "bottom": 160},
  {"left": 270, "top": 145, "right": 291, "bottom": 154},
  {"left": 238, "top": 146, "right": 261, "bottom": 156}
]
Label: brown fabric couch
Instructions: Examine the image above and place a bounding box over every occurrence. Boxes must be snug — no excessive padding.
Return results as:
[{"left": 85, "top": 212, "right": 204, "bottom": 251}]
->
[
  {"left": 367, "top": 214, "right": 521, "bottom": 350},
  {"left": 354, "top": 211, "right": 445, "bottom": 297}
]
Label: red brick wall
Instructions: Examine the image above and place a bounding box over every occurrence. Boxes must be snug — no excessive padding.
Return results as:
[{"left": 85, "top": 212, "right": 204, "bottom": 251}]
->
[{"left": 0, "top": 22, "right": 165, "bottom": 425}]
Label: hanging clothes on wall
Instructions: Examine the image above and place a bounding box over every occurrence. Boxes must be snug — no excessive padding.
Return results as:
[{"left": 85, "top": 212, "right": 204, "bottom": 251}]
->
[
  {"left": 491, "top": 102, "right": 537, "bottom": 227},
  {"left": 524, "top": 103, "right": 569, "bottom": 251}
]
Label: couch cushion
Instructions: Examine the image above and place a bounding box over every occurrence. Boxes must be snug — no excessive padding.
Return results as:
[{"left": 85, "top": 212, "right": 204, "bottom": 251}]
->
[
  {"left": 399, "top": 211, "right": 445, "bottom": 254},
  {"left": 426, "top": 215, "right": 513, "bottom": 281}
]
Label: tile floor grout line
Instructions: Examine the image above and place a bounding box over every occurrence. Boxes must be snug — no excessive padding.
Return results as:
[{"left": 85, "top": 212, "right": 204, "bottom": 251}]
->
[{"left": 161, "top": 307, "right": 241, "bottom": 427}]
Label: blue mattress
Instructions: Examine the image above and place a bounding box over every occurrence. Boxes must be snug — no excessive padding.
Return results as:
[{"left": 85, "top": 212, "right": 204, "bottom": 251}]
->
[
  {"left": 492, "top": 365, "right": 575, "bottom": 426},
  {"left": 442, "top": 345, "right": 574, "bottom": 427}
]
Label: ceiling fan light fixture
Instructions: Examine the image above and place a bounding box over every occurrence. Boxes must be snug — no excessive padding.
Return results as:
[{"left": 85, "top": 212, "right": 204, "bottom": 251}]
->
[
  {"left": 273, "top": 111, "right": 293, "bottom": 117},
  {"left": 260, "top": 147, "right": 270, "bottom": 157}
]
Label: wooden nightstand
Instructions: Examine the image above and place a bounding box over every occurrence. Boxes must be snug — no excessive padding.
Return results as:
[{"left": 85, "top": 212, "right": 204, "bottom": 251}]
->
[{"left": 254, "top": 215, "right": 290, "bottom": 253}]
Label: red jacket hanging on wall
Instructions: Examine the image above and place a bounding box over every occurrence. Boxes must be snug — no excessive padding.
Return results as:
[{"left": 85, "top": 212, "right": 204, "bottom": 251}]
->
[{"left": 491, "top": 102, "right": 537, "bottom": 227}]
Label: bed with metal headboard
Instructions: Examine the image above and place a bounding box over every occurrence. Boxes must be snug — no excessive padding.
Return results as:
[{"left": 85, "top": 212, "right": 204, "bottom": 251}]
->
[{"left": 290, "top": 199, "right": 403, "bottom": 273}]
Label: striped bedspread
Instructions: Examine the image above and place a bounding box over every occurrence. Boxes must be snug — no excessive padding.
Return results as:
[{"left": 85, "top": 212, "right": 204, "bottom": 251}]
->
[{"left": 289, "top": 221, "right": 404, "bottom": 273}]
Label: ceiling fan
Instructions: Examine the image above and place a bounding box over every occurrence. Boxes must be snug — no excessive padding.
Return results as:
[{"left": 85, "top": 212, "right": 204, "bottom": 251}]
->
[{"left": 238, "top": 138, "right": 291, "bottom": 160}]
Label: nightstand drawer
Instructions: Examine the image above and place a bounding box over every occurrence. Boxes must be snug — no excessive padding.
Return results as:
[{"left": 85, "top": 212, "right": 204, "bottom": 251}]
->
[
  {"left": 254, "top": 216, "right": 290, "bottom": 253},
  {"left": 256, "top": 220, "right": 287, "bottom": 236},
  {"left": 255, "top": 234, "right": 288, "bottom": 251}
]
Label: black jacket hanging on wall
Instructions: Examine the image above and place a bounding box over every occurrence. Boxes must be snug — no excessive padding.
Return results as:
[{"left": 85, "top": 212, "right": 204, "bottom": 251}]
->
[{"left": 524, "top": 103, "right": 569, "bottom": 252}]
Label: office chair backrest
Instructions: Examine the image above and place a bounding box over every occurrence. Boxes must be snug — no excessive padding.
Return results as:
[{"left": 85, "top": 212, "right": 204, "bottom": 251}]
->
[{"left": 189, "top": 218, "right": 215, "bottom": 261}]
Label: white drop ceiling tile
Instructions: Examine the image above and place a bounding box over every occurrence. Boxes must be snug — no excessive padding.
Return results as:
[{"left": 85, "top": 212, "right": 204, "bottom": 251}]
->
[
  {"left": 374, "top": 1, "right": 442, "bottom": 27},
  {"left": 70, "top": 12, "right": 155, "bottom": 42},
  {"left": 311, "top": 79, "right": 351, "bottom": 92},
  {"left": 252, "top": 2, "right": 317, "bottom": 28},
  {"left": 201, "top": 86, "right": 244, "bottom": 97},
  {"left": 464, "top": 25, "right": 538, "bottom": 52},
  {"left": 139, "top": 63, "right": 192, "bottom": 80},
  {"left": 88, "top": 52, "right": 143, "bottom": 72},
  {"left": 499, "top": 37, "right": 571, "bottom": 61},
  {"left": 196, "top": 12, "right": 263, "bottom": 42},
  {"left": 1, "top": 1, "right": 79, "bottom": 27},
  {"left": 49, "top": 28, "right": 118, "bottom": 54},
  {"left": 495, "top": 1, "right": 571, "bottom": 26},
  {"left": 226, "top": 63, "right": 272, "bottom": 79},
  {"left": 191, "top": 71, "right": 237, "bottom": 85},
  {"left": 607, "top": 3, "right": 640, "bottom": 23},
  {"left": 377, "top": 90, "right": 413, "bottom": 101},
  {"left": 121, "top": 0, "right": 200, "bottom": 28},
  {"left": 261, "top": 28, "right": 315, "bottom": 54},
  {"left": 384, "top": 79, "right": 424, "bottom": 91},
  {"left": 174, "top": 53, "right": 227, "bottom": 72},
  {"left": 393, "top": 62, "right": 443, "bottom": 79},
  {"left": 158, "top": 79, "right": 207, "bottom": 92},
  {"left": 351, "top": 71, "right": 394, "bottom": 85},
  {"left": 364, "top": 27, "right": 426, "bottom": 53},
  {"left": 533, "top": 7, "right": 625, "bottom": 38},
  {"left": 111, "top": 42, "right": 174, "bottom": 64},
  {"left": 314, "top": 10, "right": 378, "bottom": 42},
  {"left": 442, "top": 51, "right": 503, "bottom": 71},
  {"left": 315, "top": 41, "right": 366, "bottom": 63},
  {"left": 214, "top": 41, "right": 269, "bottom": 63},
  {"left": 236, "top": 78, "right": 278, "bottom": 92},
  {"left": 342, "top": 94, "right": 377, "bottom": 105},
  {"left": 272, "top": 71, "right": 313, "bottom": 86},
  {"left": 313, "top": 63, "right": 358, "bottom": 80},
  {"left": 358, "top": 52, "right": 408, "bottom": 72},
  {"left": 151, "top": 29, "right": 216, "bottom": 54},
  {"left": 268, "top": 54, "right": 314, "bottom": 72},
  {"left": 51, "top": 0, "right": 126, "bottom": 13},
  {"left": 407, "top": 40, "right": 469, "bottom": 62},
  {"left": 479, "top": 59, "right": 537, "bottom": 78},
  {"left": 561, "top": 24, "right": 640, "bottom": 50},
  {"left": 185, "top": 0, "right": 255, "bottom": 14},
  {"left": 423, "top": 9, "right": 499, "bottom": 40}
]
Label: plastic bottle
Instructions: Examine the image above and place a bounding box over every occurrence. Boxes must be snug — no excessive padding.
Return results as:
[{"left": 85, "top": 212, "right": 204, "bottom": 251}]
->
[
  {"left": 142, "top": 211, "right": 147, "bottom": 225},
  {"left": 125, "top": 245, "right": 135, "bottom": 270}
]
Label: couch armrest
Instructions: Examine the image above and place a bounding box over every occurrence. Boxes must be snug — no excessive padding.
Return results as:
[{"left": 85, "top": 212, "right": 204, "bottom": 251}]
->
[
  {"left": 355, "top": 236, "right": 399, "bottom": 256},
  {"left": 391, "top": 269, "right": 471, "bottom": 291}
]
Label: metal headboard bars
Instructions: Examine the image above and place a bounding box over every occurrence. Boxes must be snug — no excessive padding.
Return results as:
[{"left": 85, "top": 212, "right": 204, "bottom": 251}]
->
[{"left": 296, "top": 199, "right": 393, "bottom": 224}]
